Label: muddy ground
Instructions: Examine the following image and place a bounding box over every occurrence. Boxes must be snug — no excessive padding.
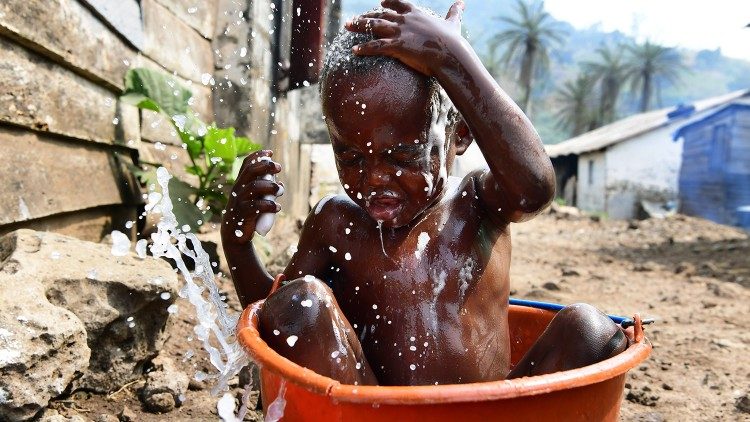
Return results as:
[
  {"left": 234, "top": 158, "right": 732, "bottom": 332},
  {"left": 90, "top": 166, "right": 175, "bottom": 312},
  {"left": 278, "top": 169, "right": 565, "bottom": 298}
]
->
[{"left": 46, "top": 210, "right": 750, "bottom": 421}]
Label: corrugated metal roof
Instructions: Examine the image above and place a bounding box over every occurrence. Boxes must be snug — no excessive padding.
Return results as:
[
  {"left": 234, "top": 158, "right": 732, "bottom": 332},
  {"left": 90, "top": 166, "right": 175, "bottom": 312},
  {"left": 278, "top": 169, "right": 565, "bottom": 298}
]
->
[
  {"left": 672, "top": 99, "right": 750, "bottom": 140},
  {"left": 545, "top": 89, "right": 749, "bottom": 158}
]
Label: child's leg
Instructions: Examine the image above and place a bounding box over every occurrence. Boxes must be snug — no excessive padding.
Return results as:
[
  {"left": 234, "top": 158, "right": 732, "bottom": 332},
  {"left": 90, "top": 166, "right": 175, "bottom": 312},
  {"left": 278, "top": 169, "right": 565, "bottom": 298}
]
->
[
  {"left": 507, "top": 303, "right": 628, "bottom": 378},
  {"left": 258, "top": 277, "right": 378, "bottom": 385}
]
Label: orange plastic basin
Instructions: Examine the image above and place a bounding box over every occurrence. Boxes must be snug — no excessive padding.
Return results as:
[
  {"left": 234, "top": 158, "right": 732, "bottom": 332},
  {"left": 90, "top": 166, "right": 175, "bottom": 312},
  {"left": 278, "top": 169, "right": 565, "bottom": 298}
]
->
[{"left": 237, "top": 301, "right": 651, "bottom": 421}]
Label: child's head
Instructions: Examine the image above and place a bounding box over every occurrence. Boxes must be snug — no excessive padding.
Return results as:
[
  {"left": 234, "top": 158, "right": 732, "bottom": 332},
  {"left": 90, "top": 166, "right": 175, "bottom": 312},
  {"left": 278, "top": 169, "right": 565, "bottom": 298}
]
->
[{"left": 320, "top": 23, "right": 472, "bottom": 228}]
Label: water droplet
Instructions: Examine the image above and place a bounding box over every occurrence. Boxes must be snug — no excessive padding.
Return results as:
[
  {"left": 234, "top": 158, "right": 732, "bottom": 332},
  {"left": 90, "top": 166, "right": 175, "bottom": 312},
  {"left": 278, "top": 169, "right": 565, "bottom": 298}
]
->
[
  {"left": 329, "top": 245, "right": 337, "bottom": 253},
  {"left": 181, "top": 224, "right": 191, "bottom": 232},
  {"left": 135, "top": 239, "right": 148, "bottom": 259},
  {"left": 160, "top": 292, "right": 171, "bottom": 300},
  {"left": 234, "top": 229, "right": 243, "bottom": 237},
  {"left": 273, "top": 329, "right": 280, "bottom": 335},
  {"left": 410, "top": 364, "right": 416, "bottom": 370},
  {"left": 110, "top": 230, "right": 131, "bottom": 256},
  {"left": 345, "top": 252, "right": 352, "bottom": 261},
  {"left": 372, "top": 304, "right": 378, "bottom": 310},
  {"left": 127, "top": 316, "right": 134, "bottom": 322},
  {"left": 286, "top": 335, "right": 298, "bottom": 347},
  {"left": 300, "top": 299, "right": 312, "bottom": 307}
]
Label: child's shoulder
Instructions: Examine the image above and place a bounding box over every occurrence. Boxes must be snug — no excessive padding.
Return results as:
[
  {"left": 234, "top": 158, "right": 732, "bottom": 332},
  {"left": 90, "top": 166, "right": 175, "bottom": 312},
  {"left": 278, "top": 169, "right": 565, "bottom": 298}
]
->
[{"left": 307, "top": 193, "right": 367, "bottom": 227}]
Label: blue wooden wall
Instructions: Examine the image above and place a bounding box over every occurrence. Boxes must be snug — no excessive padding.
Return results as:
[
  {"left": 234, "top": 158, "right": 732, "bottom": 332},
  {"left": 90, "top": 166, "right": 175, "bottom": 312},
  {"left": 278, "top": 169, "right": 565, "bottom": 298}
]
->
[{"left": 676, "top": 103, "right": 750, "bottom": 229}]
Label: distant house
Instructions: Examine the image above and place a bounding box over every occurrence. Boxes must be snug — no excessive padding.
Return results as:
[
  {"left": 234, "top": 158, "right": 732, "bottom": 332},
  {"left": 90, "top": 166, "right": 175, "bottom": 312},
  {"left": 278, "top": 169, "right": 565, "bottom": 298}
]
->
[
  {"left": 672, "top": 98, "right": 750, "bottom": 230},
  {"left": 545, "top": 90, "right": 749, "bottom": 219}
]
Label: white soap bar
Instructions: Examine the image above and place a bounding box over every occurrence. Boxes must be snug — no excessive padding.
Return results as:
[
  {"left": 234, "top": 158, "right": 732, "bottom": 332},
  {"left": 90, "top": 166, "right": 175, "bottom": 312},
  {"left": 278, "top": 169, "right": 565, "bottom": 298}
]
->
[{"left": 255, "top": 156, "right": 277, "bottom": 237}]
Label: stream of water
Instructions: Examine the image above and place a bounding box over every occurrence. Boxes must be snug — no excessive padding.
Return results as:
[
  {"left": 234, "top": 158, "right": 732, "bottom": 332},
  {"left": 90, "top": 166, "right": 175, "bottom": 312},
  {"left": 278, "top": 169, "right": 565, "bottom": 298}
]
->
[{"left": 136, "top": 167, "right": 286, "bottom": 421}]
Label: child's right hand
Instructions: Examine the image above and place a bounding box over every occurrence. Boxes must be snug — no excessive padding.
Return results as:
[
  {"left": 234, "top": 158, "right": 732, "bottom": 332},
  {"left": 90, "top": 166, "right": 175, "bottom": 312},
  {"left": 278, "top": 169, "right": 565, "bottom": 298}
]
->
[{"left": 222, "top": 150, "right": 283, "bottom": 245}]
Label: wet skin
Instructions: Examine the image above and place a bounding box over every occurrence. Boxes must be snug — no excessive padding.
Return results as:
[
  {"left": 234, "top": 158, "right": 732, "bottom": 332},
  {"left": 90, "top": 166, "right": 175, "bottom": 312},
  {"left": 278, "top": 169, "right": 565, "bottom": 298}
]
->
[{"left": 222, "top": 0, "right": 626, "bottom": 386}]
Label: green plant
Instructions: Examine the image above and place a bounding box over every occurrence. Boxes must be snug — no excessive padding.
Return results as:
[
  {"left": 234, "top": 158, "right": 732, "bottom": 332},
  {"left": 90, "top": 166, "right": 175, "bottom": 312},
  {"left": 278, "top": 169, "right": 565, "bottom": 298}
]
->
[{"left": 121, "top": 68, "right": 260, "bottom": 230}]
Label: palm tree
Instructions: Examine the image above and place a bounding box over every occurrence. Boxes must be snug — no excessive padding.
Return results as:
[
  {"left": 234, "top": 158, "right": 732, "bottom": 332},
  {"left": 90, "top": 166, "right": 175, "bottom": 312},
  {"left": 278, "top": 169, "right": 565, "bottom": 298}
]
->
[
  {"left": 624, "top": 41, "right": 685, "bottom": 112},
  {"left": 491, "top": 0, "right": 566, "bottom": 116},
  {"left": 555, "top": 73, "right": 596, "bottom": 136},
  {"left": 583, "top": 45, "right": 628, "bottom": 126}
]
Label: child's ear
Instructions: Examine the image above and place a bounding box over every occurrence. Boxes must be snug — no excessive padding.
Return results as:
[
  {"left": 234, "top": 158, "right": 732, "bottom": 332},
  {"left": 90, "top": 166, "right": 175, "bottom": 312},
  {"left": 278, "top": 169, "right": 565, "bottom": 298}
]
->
[{"left": 453, "top": 118, "right": 473, "bottom": 156}]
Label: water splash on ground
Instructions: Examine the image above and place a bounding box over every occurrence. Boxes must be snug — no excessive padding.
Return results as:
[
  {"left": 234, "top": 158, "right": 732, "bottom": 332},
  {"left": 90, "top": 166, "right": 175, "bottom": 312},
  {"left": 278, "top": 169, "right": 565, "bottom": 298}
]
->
[{"left": 135, "top": 167, "right": 256, "bottom": 420}]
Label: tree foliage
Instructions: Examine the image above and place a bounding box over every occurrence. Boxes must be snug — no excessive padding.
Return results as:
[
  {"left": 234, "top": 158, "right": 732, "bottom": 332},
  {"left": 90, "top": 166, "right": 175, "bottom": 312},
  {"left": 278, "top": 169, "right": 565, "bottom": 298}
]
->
[{"left": 491, "top": 0, "right": 567, "bottom": 116}]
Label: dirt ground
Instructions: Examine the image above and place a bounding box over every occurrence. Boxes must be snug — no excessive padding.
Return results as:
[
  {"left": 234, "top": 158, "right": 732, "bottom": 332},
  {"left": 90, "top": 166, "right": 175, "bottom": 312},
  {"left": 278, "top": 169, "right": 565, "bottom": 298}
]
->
[{"left": 46, "top": 210, "right": 750, "bottom": 421}]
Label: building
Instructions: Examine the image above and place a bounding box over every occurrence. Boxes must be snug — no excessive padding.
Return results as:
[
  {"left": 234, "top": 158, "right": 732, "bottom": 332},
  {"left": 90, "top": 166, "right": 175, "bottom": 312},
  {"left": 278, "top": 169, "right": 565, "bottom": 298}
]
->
[
  {"left": 672, "top": 98, "right": 750, "bottom": 230},
  {"left": 545, "top": 90, "right": 749, "bottom": 219}
]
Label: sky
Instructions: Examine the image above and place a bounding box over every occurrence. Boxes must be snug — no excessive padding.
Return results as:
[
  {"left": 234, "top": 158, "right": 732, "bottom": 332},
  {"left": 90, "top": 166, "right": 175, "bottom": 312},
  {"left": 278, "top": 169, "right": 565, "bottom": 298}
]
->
[{"left": 544, "top": 0, "right": 750, "bottom": 62}]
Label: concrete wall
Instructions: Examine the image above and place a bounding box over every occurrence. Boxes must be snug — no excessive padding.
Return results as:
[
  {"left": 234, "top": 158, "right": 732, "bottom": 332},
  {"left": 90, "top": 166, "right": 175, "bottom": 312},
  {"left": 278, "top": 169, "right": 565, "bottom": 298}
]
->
[
  {"left": 576, "top": 151, "right": 607, "bottom": 213},
  {"left": 604, "top": 127, "right": 684, "bottom": 219},
  {"left": 1, "top": 0, "right": 332, "bottom": 240}
]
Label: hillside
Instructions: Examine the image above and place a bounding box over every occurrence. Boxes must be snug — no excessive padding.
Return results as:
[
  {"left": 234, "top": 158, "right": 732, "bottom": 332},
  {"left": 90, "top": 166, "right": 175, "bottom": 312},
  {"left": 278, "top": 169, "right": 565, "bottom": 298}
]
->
[{"left": 341, "top": 0, "right": 750, "bottom": 144}]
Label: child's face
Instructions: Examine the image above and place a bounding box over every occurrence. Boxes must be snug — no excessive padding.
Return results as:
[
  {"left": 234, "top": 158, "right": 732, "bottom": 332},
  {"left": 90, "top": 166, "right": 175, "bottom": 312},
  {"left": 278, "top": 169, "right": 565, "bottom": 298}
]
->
[{"left": 322, "top": 68, "right": 451, "bottom": 228}]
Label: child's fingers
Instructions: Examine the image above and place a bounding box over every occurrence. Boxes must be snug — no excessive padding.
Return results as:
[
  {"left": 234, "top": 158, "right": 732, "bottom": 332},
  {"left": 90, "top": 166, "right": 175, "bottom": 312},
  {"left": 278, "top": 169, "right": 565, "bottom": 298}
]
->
[
  {"left": 353, "top": 38, "right": 397, "bottom": 56},
  {"left": 358, "top": 9, "right": 402, "bottom": 22},
  {"left": 235, "top": 154, "right": 281, "bottom": 186},
  {"left": 239, "top": 199, "right": 281, "bottom": 214},
  {"left": 446, "top": 1, "right": 465, "bottom": 23},
  {"left": 240, "top": 179, "right": 282, "bottom": 197},
  {"left": 381, "top": 0, "right": 412, "bottom": 13},
  {"left": 346, "top": 18, "right": 399, "bottom": 37}
]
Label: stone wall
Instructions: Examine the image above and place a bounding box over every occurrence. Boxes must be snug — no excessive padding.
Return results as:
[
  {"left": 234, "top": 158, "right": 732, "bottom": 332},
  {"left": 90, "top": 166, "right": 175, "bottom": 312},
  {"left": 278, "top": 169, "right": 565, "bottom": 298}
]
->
[{"left": 0, "top": 0, "right": 336, "bottom": 241}]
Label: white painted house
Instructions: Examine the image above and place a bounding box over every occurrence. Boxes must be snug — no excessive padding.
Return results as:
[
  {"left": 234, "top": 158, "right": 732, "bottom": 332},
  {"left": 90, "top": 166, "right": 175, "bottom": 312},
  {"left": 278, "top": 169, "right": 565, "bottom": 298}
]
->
[{"left": 545, "top": 90, "right": 749, "bottom": 219}]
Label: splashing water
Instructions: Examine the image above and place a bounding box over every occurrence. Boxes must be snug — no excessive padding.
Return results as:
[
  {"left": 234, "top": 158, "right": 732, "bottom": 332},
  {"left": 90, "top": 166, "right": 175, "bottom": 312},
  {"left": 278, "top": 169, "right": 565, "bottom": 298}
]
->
[
  {"left": 264, "top": 381, "right": 287, "bottom": 422},
  {"left": 376, "top": 220, "right": 388, "bottom": 257},
  {"left": 146, "top": 167, "right": 251, "bottom": 400}
]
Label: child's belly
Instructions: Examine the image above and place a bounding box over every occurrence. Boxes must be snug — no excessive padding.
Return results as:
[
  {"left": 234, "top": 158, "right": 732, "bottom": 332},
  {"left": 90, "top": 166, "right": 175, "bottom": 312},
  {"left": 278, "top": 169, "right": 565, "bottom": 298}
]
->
[{"left": 348, "top": 294, "right": 511, "bottom": 386}]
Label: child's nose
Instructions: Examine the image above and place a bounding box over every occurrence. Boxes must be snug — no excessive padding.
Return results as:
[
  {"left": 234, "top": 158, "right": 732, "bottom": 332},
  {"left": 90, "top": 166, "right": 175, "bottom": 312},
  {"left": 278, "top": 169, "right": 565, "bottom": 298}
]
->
[{"left": 365, "top": 161, "right": 392, "bottom": 188}]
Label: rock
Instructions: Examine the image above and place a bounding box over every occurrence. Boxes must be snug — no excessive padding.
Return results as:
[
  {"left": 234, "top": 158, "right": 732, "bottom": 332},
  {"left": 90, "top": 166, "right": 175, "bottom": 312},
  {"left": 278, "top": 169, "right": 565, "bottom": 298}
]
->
[
  {"left": 0, "top": 242, "right": 90, "bottom": 420},
  {"left": 144, "top": 392, "right": 176, "bottom": 413},
  {"left": 634, "top": 261, "right": 657, "bottom": 272},
  {"left": 561, "top": 267, "right": 580, "bottom": 277},
  {"left": 0, "top": 230, "right": 179, "bottom": 405},
  {"left": 542, "top": 281, "right": 560, "bottom": 291},
  {"left": 626, "top": 387, "right": 660, "bottom": 406},
  {"left": 141, "top": 355, "right": 189, "bottom": 413},
  {"left": 118, "top": 406, "right": 137, "bottom": 422},
  {"left": 95, "top": 414, "right": 120, "bottom": 422},
  {"left": 736, "top": 393, "right": 750, "bottom": 413}
]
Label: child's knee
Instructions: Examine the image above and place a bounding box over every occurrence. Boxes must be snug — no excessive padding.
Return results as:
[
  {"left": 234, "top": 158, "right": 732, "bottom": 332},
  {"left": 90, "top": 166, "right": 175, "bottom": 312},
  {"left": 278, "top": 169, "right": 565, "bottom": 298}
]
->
[
  {"left": 556, "top": 303, "right": 626, "bottom": 360},
  {"left": 260, "top": 277, "right": 335, "bottom": 331}
]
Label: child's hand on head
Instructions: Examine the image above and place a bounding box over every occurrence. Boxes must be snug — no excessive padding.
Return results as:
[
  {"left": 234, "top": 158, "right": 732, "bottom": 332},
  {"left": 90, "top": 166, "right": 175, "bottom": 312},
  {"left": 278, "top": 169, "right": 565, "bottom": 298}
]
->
[
  {"left": 222, "top": 150, "right": 283, "bottom": 244},
  {"left": 345, "top": 0, "right": 466, "bottom": 77}
]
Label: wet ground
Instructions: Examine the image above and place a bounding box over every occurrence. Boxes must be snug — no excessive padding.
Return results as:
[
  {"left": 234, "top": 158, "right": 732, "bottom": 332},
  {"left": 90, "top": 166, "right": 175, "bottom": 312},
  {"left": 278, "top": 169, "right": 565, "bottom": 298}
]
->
[{"left": 47, "top": 211, "right": 749, "bottom": 421}]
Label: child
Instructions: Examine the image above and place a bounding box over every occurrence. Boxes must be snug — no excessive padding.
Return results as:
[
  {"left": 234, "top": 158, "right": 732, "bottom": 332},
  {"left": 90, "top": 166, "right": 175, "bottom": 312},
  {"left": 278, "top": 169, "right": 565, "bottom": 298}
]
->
[{"left": 222, "top": 0, "right": 627, "bottom": 386}]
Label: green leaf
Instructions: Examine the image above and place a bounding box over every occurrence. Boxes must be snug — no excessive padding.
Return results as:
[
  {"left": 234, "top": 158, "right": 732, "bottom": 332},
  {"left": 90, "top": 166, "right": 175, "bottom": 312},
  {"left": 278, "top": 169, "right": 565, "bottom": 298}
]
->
[
  {"left": 230, "top": 155, "right": 247, "bottom": 182},
  {"left": 185, "top": 165, "right": 203, "bottom": 176},
  {"left": 122, "top": 68, "right": 193, "bottom": 118},
  {"left": 204, "top": 126, "right": 237, "bottom": 161},
  {"left": 120, "top": 93, "right": 161, "bottom": 113},
  {"left": 234, "top": 136, "right": 260, "bottom": 156},
  {"left": 166, "top": 178, "right": 204, "bottom": 232}
]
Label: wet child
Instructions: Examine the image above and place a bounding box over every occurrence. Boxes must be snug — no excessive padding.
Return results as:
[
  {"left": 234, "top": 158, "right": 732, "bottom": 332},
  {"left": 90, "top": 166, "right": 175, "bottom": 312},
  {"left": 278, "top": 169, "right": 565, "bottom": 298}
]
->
[{"left": 222, "top": 0, "right": 628, "bottom": 386}]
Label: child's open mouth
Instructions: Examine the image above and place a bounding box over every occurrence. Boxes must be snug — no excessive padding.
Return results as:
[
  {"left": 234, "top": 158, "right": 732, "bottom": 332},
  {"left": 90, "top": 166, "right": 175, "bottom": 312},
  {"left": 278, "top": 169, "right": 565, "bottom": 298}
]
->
[{"left": 366, "top": 194, "right": 403, "bottom": 221}]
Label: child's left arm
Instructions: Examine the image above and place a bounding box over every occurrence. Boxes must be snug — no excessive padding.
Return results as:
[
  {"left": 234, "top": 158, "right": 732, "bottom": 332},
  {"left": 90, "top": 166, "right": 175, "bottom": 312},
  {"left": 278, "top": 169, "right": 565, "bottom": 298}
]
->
[{"left": 346, "top": 0, "right": 555, "bottom": 223}]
